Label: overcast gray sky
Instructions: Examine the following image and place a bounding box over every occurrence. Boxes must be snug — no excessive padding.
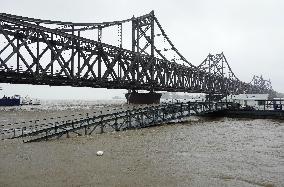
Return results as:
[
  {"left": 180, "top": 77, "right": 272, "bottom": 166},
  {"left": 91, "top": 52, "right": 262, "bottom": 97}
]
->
[{"left": 0, "top": 0, "right": 283, "bottom": 99}]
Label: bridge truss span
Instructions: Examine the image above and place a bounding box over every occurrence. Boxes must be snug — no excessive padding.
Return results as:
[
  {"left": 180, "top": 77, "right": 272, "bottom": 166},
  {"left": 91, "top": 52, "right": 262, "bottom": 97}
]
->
[{"left": 0, "top": 11, "right": 273, "bottom": 95}]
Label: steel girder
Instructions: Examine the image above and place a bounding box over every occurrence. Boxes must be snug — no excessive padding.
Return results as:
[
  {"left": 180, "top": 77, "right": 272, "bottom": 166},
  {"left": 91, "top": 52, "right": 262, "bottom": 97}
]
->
[
  {"left": 198, "top": 53, "right": 274, "bottom": 95},
  {"left": 0, "top": 12, "right": 272, "bottom": 95}
]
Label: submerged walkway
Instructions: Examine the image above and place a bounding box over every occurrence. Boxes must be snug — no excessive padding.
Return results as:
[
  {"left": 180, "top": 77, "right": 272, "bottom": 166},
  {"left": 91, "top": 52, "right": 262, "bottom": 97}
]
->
[{"left": 1, "top": 101, "right": 233, "bottom": 143}]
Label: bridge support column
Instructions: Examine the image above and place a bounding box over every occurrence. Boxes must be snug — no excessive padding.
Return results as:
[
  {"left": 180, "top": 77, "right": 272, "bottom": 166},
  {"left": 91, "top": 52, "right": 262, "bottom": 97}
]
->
[{"left": 125, "top": 90, "right": 162, "bottom": 104}]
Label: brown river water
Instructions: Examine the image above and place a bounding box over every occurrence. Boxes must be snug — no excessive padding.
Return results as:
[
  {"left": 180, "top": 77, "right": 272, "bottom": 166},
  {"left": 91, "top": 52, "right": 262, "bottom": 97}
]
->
[{"left": 0, "top": 100, "right": 283, "bottom": 187}]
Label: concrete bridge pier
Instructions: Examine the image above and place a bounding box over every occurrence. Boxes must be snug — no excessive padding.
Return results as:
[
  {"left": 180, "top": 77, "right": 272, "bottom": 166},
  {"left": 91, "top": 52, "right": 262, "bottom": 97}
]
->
[{"left": 125, "top": 90, "right": 162, "bottom": 104}]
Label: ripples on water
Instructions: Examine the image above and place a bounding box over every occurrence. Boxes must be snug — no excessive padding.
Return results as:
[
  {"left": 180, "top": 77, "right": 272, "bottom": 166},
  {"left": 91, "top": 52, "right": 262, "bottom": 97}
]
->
[
  {"left": 0, "top": 101, "right": 283, "bottom": 186},
  {"left": 0, "top": 99, "right": 125, "bottom": 112},
  {"left": 0, "top": 99, "right": 125, "bottom": 125},
  {"left": 143, "top": 118, "right": 284, "bottom": 186}
]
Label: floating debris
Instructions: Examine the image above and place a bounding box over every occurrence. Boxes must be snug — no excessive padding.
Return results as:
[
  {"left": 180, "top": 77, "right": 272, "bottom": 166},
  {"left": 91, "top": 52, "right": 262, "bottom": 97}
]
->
[{"left": 96, "top": 151, "right": 104, "bottom": 156}]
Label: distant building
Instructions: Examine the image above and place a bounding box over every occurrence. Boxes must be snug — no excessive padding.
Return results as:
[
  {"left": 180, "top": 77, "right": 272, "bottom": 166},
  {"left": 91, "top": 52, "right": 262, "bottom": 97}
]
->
[
  {"left": 222, "top": 94, "right": 269, "bottom": 108},
  {"left": 161, "top": 92, "right": 206, "bottom": 102}
]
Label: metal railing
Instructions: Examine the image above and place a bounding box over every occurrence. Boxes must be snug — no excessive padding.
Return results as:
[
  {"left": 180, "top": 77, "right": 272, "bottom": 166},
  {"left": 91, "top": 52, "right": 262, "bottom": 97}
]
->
[{"left": 0, "top": 101, "right": 232, "bottom": 143}]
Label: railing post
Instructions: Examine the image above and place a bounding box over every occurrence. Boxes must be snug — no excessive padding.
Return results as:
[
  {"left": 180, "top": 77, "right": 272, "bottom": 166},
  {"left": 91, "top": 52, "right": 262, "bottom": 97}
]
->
[
  {"left": 22, "top": 127, "right": 24, "bottom": 137},
  {"left": 180, "top": 102, "right": 183, "bottom": 118},
  {"left": 54, "top": 123, "right": 57, "bottom": 133},
  {"left": 46, "top": 130, "right": 48, "bottom": 141},
  {"left": 84, "top": 126, "right": 87, "bottom": 135},
  {"left": 153, "top": 108, "right": 156, "bottom": 123},
  {"left": 128, "top": 111, "right": 132, "bottom": 128},
  {"left": 114, "top": 113, "right": 119, "bottom": 131},
  {"left": 100, "top": 116, "right": 104, "bottom": 134},
  {"left": 264, "top": 103, "right": 266, "bottom": 111},
  {"left": 140, "top": 113, "right": 144, "bottom": 127},
  {"left": 171, "top": 105, "right": 175, "bottom": 119}
]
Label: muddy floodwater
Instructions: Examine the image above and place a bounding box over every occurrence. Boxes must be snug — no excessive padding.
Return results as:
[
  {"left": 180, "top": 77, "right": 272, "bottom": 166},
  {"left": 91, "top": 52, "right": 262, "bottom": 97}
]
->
[{"left": 0, "top": 101, "right": 283, "bottom": 187}]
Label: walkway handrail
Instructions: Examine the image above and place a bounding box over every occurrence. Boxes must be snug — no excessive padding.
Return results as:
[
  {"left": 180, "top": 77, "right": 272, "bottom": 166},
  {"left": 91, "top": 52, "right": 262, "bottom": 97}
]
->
[{"left": 0, "top": 101, "right": 234, "bottom": 143}]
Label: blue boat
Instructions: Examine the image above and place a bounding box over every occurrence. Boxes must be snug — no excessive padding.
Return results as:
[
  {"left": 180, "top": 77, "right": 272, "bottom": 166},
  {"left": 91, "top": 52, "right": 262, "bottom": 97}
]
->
[{"left": 0, "top": 95, "right": 21, "bottom": 106}]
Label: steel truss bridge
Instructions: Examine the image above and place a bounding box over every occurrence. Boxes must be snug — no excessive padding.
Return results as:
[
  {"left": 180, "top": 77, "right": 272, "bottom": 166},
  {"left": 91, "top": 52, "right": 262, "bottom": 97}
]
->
[{"left": 0, "top": 11, "right": 274, "bottom": 95}]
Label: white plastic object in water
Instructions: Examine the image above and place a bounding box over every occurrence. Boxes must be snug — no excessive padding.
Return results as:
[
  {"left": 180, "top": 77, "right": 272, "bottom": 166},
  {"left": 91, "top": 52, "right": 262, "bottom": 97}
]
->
[{"left": 96, "top": 151, "right": 104, "bottom": 156}]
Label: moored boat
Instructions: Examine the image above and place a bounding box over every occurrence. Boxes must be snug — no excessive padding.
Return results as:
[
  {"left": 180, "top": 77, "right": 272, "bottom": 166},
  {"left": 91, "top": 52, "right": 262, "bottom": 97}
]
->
[
  {"left": 21, "top": 96, "right": 41, "bottom": 105},
  {"left": 0, "top": 95, "right": 21, "bottom": 106}
]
